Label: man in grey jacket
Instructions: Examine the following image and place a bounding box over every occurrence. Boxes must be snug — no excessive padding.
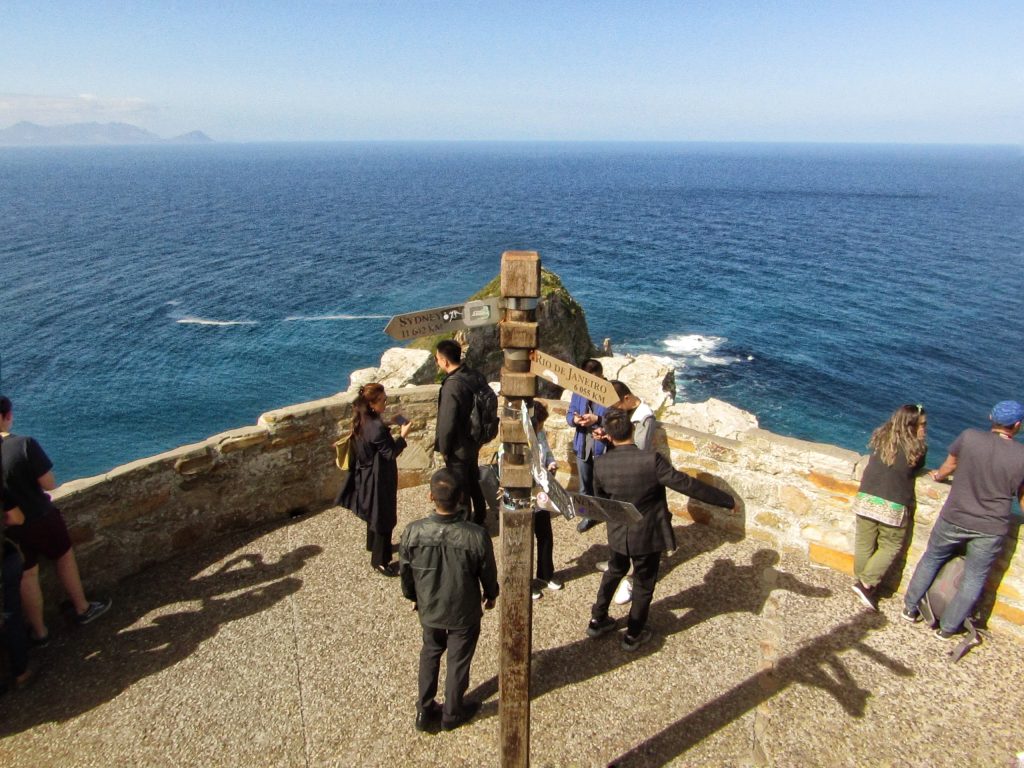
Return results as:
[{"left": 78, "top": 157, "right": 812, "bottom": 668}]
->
[
  {"left": 587, "top": 408, "right": 736, "bottom": 651},
  {"left": 400, "top": 469, "right": 499, "bottom": 732}
]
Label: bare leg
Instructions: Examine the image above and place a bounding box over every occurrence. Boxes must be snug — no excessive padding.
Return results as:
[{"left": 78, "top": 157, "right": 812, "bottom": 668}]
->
[
  {"left": 55, "top": 548, "right": 89, "bottom": 615},
  {"left": 20, "top": 565, "right": 48, "bottom": 639}
]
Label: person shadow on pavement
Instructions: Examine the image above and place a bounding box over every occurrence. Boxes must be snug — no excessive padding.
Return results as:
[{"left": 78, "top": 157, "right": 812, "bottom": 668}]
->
[
  {"left": 0, "top": 524, "right": 321, "bottom": 735},
  {"left": 650, "top": 549, "right": 831, "bottom": 637},
  {"left": 607, "top": 611, "right": 912, "bottom": 768},
  {"left": 466, "top": 546, "right": 829, "bottom": 722}
]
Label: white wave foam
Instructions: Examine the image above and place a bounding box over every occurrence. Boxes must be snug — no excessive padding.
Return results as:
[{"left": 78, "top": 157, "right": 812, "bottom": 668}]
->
[
  {"left": 699, "top": 354, "right": 733, "bottom": 365},
  {"left": 176, "top": 316, "right": 258, "bottom": 327},
  {"left": 283, "top": 313, "right": 388, "bottom": 322},
  {"left": 663, "top": 334, "right": 725, "bottom": 356}
]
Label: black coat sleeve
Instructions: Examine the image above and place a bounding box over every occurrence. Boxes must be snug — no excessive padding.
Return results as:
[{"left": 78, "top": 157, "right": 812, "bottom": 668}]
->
[{"left": 655, "top": 453, "right": 735, "bottom": 509}]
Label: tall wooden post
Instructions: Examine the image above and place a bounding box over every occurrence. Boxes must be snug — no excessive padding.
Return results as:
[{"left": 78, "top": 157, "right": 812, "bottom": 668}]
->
[{"left": 498, "top": 250, "right": 540, "bottom": 768}]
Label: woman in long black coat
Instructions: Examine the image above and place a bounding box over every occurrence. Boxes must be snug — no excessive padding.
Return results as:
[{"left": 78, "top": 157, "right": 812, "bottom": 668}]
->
[{"left": 338, "top": 382, "right": 412, "bottom": 576}]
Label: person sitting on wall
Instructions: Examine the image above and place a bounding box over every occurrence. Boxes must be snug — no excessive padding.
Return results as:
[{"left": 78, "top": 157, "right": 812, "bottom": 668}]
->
[{"left": 0, "top": 396, "right": 111, "bottom": 646}]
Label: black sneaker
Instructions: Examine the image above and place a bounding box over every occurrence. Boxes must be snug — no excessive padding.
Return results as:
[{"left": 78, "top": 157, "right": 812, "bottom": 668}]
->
[
  {"left": 900, "top": 606, "right": 921, "bottom": 624},
  {"left": 851, "top": 582, "right": 878, "bottom": 611},
  {"left": 621, "top": 628, "right": 653, "bottom": 651},
  {"left": 586, "top": 616, "right": 617, "bottom": 638},
  {"left": 577, "top": 517, "right": 599, "bottom": 533},
  {"left": 76, "top": 598, "right": 112, "bottom": 625},
  {"left": 934, "top": 627, "right": 960, "bottom": 640}
]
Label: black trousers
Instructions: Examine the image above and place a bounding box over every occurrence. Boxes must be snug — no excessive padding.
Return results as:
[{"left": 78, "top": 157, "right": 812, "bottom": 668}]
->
[
  {"left": 534, "top": 510, "right": 554, "bottom": 581},
  {"left": 591, "top": 550, "right": 661, "bottom": 636},
  {"left": 446, "top": 454, "right": 487, "bottom": 527},
  {"left": 365, "top": 522, "right": 394, "bottom": 568},
  {"left": 418, "top": 622, "right": 481, "bottom": 720}
]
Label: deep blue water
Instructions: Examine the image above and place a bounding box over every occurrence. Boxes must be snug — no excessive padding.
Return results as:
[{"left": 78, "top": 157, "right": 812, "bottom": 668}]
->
[{"left": 1, "top": 142, "right": 1022, "bottom": 481}]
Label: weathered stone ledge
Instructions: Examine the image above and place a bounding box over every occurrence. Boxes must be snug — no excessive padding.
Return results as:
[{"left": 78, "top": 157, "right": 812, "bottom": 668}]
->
[{"left": 47, "top": 378, "right": 1023, "bottom": 642}]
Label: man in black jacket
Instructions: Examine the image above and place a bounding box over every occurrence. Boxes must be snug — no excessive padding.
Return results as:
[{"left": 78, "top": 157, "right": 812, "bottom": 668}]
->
[
  {"left": 433, "top": 339, "right": 487, "bottom": 525},
  {"left": 400, "top": 469, "right": 499, "bottom": 732},
  {"left": 587, "top": 408, "right": 737, "bottom": 651}
]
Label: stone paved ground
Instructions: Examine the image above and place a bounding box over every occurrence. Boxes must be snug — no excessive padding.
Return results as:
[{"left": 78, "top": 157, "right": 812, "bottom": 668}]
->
[{"left": 1, "top": 486, "right": 1022, "bottom": 767}]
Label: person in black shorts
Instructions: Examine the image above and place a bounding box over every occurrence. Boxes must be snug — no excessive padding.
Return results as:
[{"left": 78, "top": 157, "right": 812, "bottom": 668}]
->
[{"left": 0, "top": 396, "right": 110, "bottom": 645}]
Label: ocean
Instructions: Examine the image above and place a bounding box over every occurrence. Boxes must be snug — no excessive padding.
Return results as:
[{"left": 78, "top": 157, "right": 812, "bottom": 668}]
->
[{"left": 1, "top": 142, "right": 1022, "bottom": 481}]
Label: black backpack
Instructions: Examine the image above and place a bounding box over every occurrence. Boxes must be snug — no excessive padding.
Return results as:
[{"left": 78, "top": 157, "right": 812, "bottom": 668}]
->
[{"left": 466, "top": 369, "right": 499, "bottom": 446}]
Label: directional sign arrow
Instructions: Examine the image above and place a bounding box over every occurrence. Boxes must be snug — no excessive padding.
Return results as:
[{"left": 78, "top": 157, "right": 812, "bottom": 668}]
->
[
  {"left": 383, "top": 296, "right": 501, "bottom": 341},
  {"left": 529, "top": 349, "right": 619, "bottom": 406}
]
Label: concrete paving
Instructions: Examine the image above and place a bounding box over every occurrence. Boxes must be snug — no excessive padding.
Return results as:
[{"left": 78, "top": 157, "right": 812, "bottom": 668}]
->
[{"left": 2, "top": 486, "right": 1022, "bottom": 767}]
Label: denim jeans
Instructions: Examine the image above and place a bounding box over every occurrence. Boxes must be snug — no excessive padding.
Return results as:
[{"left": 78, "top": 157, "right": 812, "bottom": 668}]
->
[
  {"left": 576, "top": 455, "right": 595, "bottom": 496},
  {"left": 903, "top": 516, "right": 1005, "bottom": 633}
]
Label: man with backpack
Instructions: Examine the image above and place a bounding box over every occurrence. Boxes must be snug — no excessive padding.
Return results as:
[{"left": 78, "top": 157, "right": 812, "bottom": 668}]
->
[
  {"left": 902, "top": 400, "right": 1024, "bottom": 639},
  {"left": 433, "top": 340, "right": 493, "bottom": 526}
]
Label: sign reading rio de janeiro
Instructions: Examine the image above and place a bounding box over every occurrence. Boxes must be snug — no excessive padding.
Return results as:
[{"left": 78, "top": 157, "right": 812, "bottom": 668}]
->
[
  {"left": 529, "top": 350, "right": 619, "bottom": 407},
  {"left": 383, "top": 297, "right": 501, "bottom": 341}
]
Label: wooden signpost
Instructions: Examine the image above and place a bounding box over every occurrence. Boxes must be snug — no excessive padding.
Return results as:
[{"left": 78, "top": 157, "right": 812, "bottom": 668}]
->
[{"left": 383, "top": 251, "right": 636, "bottom": 767}]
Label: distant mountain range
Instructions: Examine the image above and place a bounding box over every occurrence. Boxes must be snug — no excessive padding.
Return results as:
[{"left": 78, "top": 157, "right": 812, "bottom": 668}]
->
[{"left": 0, "top": 121, "right": 213, "bottom": 146}]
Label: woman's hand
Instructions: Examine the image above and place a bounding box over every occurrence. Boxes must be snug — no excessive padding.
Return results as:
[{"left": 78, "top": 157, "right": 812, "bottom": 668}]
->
[
  {"left": 399, "top": 421, "right": 413, "bottom": 439},
  {"left": 4, "top": 506, "right": 25, "bottom": 526}
]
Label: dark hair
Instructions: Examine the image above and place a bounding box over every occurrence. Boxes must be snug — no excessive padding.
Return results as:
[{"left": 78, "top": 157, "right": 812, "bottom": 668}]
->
[
  {"left": 350, "top": 383, "right": 385, "bottom": 437},
  {"left": 436, "top": 339, "right": 462, "bottom": 365},
  {"left": 603, "top": 407, "right": 634, "bottom": 442},
  {"left": 611, "top": 380, "right": 632, "bottom": 400},
  {"left": 430, "top": 468, "right": 463, "bottom": 512},
  {"left": 582, "top": 358, "right": 603, "bottom": 376},
  {"left": 532, "top": 400, "right": 549, "bottom": 429},
  {"left": 0, "top": 396, "right": 10, "bottom": 417}
]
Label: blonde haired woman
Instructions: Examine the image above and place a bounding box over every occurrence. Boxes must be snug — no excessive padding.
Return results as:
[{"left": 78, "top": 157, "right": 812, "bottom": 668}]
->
[{"left": 851, "top": 404, "right": 928, "bottom": 610}]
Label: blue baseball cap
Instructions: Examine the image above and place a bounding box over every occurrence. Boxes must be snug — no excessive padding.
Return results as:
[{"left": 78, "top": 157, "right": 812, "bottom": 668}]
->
[{"left": 990, "top": 400, "right": 1024, "bottom": 427}]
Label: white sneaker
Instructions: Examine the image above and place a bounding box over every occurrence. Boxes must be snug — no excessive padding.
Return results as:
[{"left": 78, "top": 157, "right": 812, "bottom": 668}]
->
[
  {"left": 613, "top": 578, "right": 632, "bottom": 605},
  {"left": 546, "top": 579, "right": 563, "bottom": 591},
  {"left": 596, "top": 560, "right": 609, "bottom": 572},
  {"left": 532, "top": 589, "right": 542, "bottom": 600}
]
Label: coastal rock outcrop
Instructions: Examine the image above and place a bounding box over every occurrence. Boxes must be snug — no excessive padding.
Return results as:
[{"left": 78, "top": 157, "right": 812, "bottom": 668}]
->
[
  {"left": 411, "top": 268, "right": 598, "bottom": 390},
  {"left": 593, "top": 354, "right": 677, "bottom": 412},
  {"left": 348, "top": 348, "right": 435, "bottom": 390},
  {"left": 661, "top": 397, "right": 759, "bottom": 440}
]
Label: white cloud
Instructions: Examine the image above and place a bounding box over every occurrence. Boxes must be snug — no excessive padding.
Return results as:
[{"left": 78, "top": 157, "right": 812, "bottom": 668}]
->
[{"left": 0, "top": 93, "right": 159, "bottom": 126}]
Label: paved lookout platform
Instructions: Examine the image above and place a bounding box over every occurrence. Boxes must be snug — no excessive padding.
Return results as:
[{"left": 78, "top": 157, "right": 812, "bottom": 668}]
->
[{"left": 1, "top": 486, "right": 1022, "bottom": 767}]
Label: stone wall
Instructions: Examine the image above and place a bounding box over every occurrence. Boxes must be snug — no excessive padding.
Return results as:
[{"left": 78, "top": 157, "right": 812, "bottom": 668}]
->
[{"left": 49, "top": 387, "right": 1023, "bottom": 640}]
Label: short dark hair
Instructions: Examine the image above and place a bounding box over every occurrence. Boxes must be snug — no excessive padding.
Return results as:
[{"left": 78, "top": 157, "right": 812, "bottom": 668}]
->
[
  {"left": 436, "top": 339, "right": 462, "bottom": 365},
  {"left": 0, "top": 396, "right": 11, "bottom": 417},
  {"left": 603, "top": 408, "right": 634, "bottom": 442},
  {"left": 582, "top": 358, "right": 603, "bottom": 376},
  {"left": 611, "top": 380, "right": 632, "bottom": 400},
  {"left": 532, "top": 400, "right": 549, "bottom": 428},
  {"left": 430, "top": 468, "right": 463, "bottom": 512}
]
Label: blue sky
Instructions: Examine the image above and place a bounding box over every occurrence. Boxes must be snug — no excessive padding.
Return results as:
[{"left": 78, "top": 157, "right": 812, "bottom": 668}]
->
[{"left": 1, "top": 1, "right": 1021, "bottom": 143}]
